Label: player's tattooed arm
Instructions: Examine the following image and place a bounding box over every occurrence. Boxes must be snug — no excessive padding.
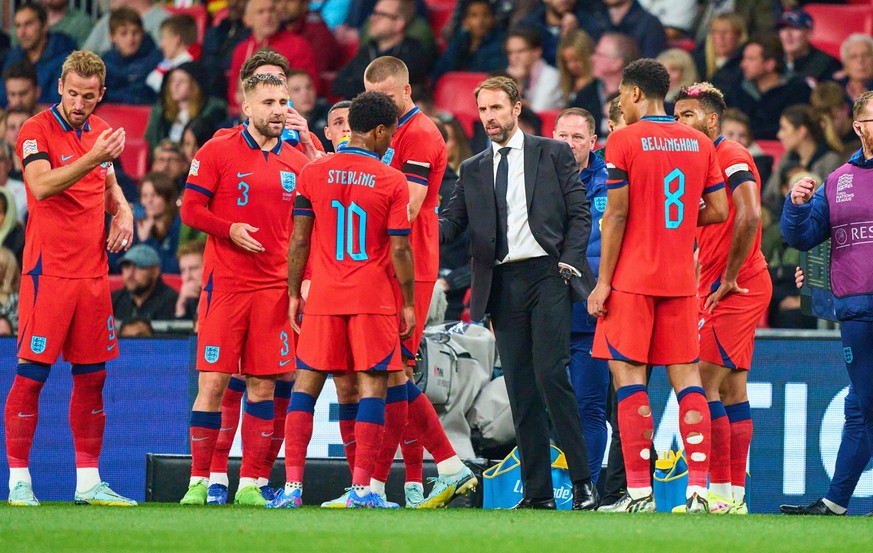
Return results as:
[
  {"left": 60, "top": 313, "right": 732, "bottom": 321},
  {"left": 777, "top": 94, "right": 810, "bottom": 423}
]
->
[
  {"left": 287, "top": 213, "right": 314, "bottom": 333},
  {"left": 104, "top": 171, "right": 133, "bottom": 253}
]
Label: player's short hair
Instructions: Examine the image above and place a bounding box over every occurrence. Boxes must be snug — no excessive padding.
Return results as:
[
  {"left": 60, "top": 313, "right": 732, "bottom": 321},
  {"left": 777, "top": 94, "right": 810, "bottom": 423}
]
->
[
  {"left": 239, "top": 49, "right": 290, "bottom": 82},
  {"left": 161, "top": 14, "right": 198, "bottom": 46},
  {"left": 853, "top": 91, "right": 873, "bottom": 121},
  {"left": 242, "top": 73, "right": 287, "bottom": 95},
  {"left": 747, "top": 33, "right": 785, "bottom": 74},
  {"left": 328, "top": 100, "right": 352, "bottom": 118},
  {"left": 15, "top": 2, "right": 47, "bottom": 26},
  {"left": 2, "top": 60, "right": 38, "bottom": 86},
  {"left": 177, "top": 238, "right": 206, "bottom": 259},
  {"left": 364, "top": 56, "right": 410, "bottom": 85},
  {"left": 555, "top": 107, "right": 596, "bottom": 135},
  {"left": 506, "top": 27, "right": 542, "bottom": 51},
  {"left": 474, "top": 76, "right": 521, "bottom": 107},
  {"left": 109, "top": 7, "right": 143, "bottom": 34},
  {"left": 61, "top": 51, "right": 106, "bottom": 87},
  {"left": 348, "top": 91, "right": 399, "bottom": 133},
  {"left": 607, "top": 94, "right": 622, "bottom": 125},
  {"left": 621, "top": 58, "right": 670, "bottom": 102},
  {"left": 675, "top": 82, "right": 727, "bottom": 121}
]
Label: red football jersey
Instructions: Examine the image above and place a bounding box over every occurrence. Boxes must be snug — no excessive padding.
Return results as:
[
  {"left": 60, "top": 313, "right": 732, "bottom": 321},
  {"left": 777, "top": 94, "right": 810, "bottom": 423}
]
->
[
  {"left": 295, "top": 146, "right": 411, "bottom": 315},
  {"left": 17, "top": 106, "right": 113, "bottom": 278},
  {"left": 697, "top": 137, "right": 768, "bottom": 295},
  {"left": 185, "top": 126, "right": 310, "bottom": 292},
  {"left": 386, "top": 107, "right": 447, "bottom": 282},
  {"left": 605, "top": 116, "right": 724, "bottom": 297}
]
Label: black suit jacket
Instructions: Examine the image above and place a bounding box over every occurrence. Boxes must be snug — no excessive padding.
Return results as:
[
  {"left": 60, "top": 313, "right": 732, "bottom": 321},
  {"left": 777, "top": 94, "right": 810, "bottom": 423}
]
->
[{"left": 439, "top": 133, "right": 595, "bottom": 321}]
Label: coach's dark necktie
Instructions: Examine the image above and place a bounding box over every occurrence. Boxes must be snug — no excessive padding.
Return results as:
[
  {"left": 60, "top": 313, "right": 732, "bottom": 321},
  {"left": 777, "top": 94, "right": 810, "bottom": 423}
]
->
[{"left": 494, "top": 147, "right": 511, "bottom": 262}]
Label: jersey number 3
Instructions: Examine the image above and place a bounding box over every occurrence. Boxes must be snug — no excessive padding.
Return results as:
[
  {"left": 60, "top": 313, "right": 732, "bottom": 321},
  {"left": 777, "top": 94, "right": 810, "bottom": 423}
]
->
[
  {"left": 331, "top": 200, "right": 368, "bottom": 261},
  {"left": 664, "top": 168, "right": 685, "bottom": 229}
]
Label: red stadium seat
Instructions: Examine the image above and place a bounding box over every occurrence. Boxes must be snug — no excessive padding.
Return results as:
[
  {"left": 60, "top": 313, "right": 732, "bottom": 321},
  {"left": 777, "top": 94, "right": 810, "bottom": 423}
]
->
[
  {"left": 339, "top": 35, "right": 360, "bottom": 67},
  {"left": 805, "top": 4, "right": 873, "bottom": 59},
  {"left": 756, "top": 140, "right": 785, "bottom": 164},
  {"left": 162, "top": 274, "right": 182, "bottom": 292},
  {"left": 211, "top": 7, "right": 228, "bottom": 27},
  {"left": 537, "top": 109, "right": 563, "bottom": 136},
  {"left": 119, "top": 138, "right": 150, "bottom": 182},
  {"left": 435, "top": 72, "right": 489, "bottom": 136},
  {"left": 94, "top": 104, "right": 152, "bottom": 140},
  {"left": 166, "top": 5, "right": 209, "bottom": 43},
  {"left": 428, "top": 4, "right": 454, "bottom": 50},
  {"left": 109, "top": 274, "right": 124, "bottom": 293}
]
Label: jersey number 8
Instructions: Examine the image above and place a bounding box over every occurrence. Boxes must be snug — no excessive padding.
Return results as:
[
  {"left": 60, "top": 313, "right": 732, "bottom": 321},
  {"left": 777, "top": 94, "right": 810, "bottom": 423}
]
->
[{"left": 664, "top": 168, "right": 685, "bottom": 229}]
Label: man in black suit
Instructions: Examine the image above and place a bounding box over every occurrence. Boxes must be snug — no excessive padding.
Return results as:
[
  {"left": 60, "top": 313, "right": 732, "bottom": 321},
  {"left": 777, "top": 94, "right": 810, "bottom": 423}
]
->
[{"left": 439, "top": 76, "right": 599, "bottom": 510}]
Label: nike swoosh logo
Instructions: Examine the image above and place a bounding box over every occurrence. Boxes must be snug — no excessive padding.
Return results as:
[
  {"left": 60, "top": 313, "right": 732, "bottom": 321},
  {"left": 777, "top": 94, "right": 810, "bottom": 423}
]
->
[
  {"left": 342, "top": 440, "right": 356, "bottom": 447},
  {"left": 17, "top": 413, "right": 35, "bottom": 417},
  {"left": 261, "top": 432, "right": 274, "bottom": 437},
  {"left": 279, "top": 360, "right": 293, "bottom": 367},
  {"left": 61, "top": 154, "right": 74, "bottom": 161},
  {"left": 91, "top": 409, "right": 104, "bottom": 415},
  {"left": 107, "top": 343, "right": 116, "bottom": 351},
  {"left": 403, "top": 439, "right": 418, "bottom": 445},
  {"left": 237, "top": 172, "right": 253, "bottom": 178},
  {"left": 191, "top": 436, "right": 209, "bottom": 441}
]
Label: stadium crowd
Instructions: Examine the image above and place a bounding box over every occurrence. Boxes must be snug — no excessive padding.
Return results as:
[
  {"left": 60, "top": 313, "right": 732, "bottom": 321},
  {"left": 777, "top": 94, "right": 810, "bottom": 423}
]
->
[{"left": 0, "top": 0, "right": 871, "bottom": 337}]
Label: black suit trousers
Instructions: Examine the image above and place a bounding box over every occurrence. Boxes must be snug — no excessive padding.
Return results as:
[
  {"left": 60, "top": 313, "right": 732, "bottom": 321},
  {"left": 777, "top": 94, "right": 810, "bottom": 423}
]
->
[{"left": 489, "top": 256, "right": 591, "bottom": 499}]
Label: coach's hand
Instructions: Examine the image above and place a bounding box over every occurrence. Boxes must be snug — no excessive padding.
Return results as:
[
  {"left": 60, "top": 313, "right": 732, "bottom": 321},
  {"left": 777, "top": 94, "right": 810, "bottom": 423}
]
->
[
  {"left": 90, "top": 127, "right": 125, "bottom": 165},
  {"left": 790, "top": 176, "right": 816, "bottom": 206},
  {"left": 106, "top": 205, "right": 134, "bottom": 253},
  {"left": 289, "top": 294, "right": 305, "bottom": 334},
  {"left": 704, "top": 278, "right": 748, "bottom": 313},
  {"left": 230, "top": 223, "right": 265, "bottom": 253},
  {"left": 587, "top": 282, "right": 610, "bottom": 318},
  {"left": 399, "top": 305, "right": 415, "bottom": 340},
  {"left": 795, "top": 266, "right": 804, "bottom": 289}
]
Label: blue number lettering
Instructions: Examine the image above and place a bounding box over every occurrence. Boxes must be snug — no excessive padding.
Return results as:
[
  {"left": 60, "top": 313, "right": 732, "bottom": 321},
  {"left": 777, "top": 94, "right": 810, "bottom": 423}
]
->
[
  {"left": 107, "top": 316, "right": 116, "bottom": 341},
  {"left": 331, "top": 200, "right": 369, "bottom": 261},
  {"left": 280, "top": 331, "right": 289, "bottom": 357},
  {"left": 663, "top": 168, "right": 685, "bottom": 229},
  {"left": 237, "top": 181, "right": 249, "bottom": 206}
]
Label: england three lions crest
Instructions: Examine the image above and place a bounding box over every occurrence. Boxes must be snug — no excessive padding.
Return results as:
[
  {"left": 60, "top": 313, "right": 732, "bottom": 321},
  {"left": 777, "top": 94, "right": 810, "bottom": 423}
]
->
[
  {"left": 204, "top": 345, "right": 220, "bottom": 364},
  {"left": 281, "top": 171, "right": 296, "bottom": 193}
]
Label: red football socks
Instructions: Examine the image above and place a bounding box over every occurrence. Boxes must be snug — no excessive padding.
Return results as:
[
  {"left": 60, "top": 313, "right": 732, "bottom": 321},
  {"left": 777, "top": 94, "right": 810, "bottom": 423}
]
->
[
  {"left": 370, "top": 385, "right": 407, "bottom": 483},
  {"left": 678, "top": 387, "right": 711, "bottom": 488},
  {"left": 284, "top": 392, "right": 315, "bottom": 483},
  {"left": 190, "top": 411, "right": 221, "bottom": 479},
  {"left": 708, "top": 400, "right": 731, "bottom": 487},
  {"left": 239, "top": 400, "right": 273, "bottom": 480},
  {"left": 353, "top": 398, "right": 386, "bottom": 487},
  {"left": 209, "top": 378, "right": 245, "bottom": 474},
  {"left": 69, "top": 367, "right": 106, "bottom": 468},
  {"left": 4, "top": 364, "right": 50, "bottom": 469},
  {"left": 616, "top": 385, "right": 654, "bottom": 490}
]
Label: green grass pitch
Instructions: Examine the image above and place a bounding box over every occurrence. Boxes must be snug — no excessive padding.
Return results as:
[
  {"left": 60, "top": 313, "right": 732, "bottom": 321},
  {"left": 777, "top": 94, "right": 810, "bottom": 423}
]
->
[{"left": 1, "top": 504, "right": 870, "bottom": 552}]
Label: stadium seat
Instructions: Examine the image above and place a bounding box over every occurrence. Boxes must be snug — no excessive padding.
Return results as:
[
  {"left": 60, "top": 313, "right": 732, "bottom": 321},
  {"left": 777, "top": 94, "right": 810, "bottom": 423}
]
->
[
  {"left": 435, "top": 72, "right": 489, "bottom": 136},
  {"left": 537, "top": 109, "right": 562, "bottom": 136},
  {"left": 427, "top": 3, "right": 455, "bottom": 50},
  {"left": 119, "top": 138, "right": 150, "bottom": 182},
  {"left": 163, "top": 274, "right": 182, "bottom": 292},
  {"left": 94, "top": 104, "right": 152, "bottom": 140},
  {"left": 805, "top": 4, "right": 873, "bottom": 59},
  {"left": 166, "top": 5, "right": 209, "bottom": 43},
  {"left": 756, "top": 140, "right": 785, "bottom": 164}
]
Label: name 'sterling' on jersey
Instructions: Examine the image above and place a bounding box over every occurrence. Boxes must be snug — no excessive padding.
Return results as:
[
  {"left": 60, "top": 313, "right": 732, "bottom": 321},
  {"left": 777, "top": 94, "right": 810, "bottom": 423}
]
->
[{"left": 328, "top": 169, "right": 377, "bottom": 188}]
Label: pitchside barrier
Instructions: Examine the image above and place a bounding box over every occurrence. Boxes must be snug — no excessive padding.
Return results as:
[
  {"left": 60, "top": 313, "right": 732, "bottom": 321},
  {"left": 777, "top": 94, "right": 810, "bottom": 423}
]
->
[{"left": 1, "top": 333, "right": 871, "bottom": 514}]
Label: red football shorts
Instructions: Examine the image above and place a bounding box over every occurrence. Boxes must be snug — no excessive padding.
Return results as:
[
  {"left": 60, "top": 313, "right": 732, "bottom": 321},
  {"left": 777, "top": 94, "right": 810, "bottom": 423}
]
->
[
  {"left": 593, "top": 290, "right": 699, "bottom": 366},
  {"left": 296, "top": 313, "right": 403, "bottom": 373},
  {"left": 196, "top": 287, "right": 294, "bottom": 376},
  {"left": 17, "top": 275, "right": 118, "bottom": 365},
  {"left": 698, "top": 269, "right": 772, "bottom": 371},
  {"left": 393, "top": 280, "right": 435, "bottom": 359}
]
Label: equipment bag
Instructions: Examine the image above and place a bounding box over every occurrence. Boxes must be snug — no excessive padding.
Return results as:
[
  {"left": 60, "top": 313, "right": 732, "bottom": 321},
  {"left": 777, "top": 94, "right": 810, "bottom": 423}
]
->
[{"left": 481, "top": 445, "right": 574, "bottom": 510}]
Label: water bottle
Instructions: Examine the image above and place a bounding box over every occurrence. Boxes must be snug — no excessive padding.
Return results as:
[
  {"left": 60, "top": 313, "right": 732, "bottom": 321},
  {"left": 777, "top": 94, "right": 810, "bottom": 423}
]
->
[{"left": 281, "top": 97, "right": 299, "bottom": 146}]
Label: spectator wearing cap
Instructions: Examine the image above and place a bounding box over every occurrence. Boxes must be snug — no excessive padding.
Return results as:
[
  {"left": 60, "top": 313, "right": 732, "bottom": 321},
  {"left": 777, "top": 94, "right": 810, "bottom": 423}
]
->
[
  {"left": 144, "top": 62, "right": 228, "bottom": 150},
  {"left": 778, "top": 8, "right": 841, "bottom": 86},
  {"left": 726, "top": 33, "right": 812, "bottom": 140},
  {"left": 112, "top": 244, "right": 179, "bottom": 325}
]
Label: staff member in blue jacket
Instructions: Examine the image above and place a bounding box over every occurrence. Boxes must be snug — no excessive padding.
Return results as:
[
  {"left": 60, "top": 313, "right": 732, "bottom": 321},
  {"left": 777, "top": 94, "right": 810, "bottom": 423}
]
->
[
  {"left": 553, "top": 107, "right": 609, "bottom": 483},
  {"left": 780, "top": 90, "right": 873, "bottom": 516}
]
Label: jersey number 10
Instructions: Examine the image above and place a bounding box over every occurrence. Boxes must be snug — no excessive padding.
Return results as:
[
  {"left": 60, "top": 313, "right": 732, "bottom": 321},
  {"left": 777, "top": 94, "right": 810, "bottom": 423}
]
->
[
  {"left": 331, "top": 200, "right": 369, "bottom": 261},
  {"left": 664, "top": 168, "right": 685, "bottom": 229}
]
